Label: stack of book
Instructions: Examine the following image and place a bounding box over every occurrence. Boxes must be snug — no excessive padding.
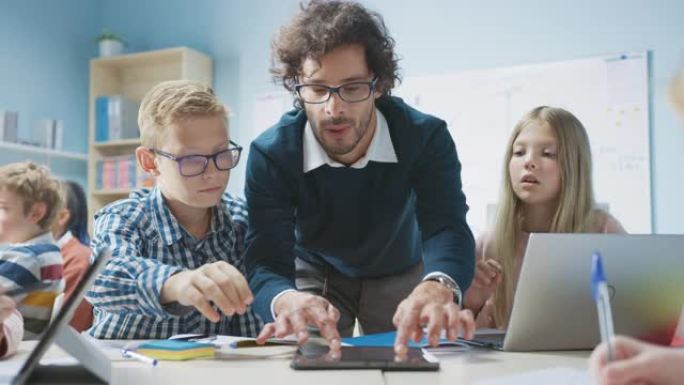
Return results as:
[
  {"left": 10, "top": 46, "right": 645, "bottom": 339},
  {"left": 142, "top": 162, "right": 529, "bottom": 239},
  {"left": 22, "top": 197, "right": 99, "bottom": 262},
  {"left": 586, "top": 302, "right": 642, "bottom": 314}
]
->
[
  {"left": 0, "top": 110, "right": 18, "bottom": 143},
  {"left": 31, "top": 119, "right": 63, "bottom": 149},
  {"left": 95, "top": 95, "right": 139, "bottom": 142},
  {"left": 136, "top": 340, "right": 216, "bottom": 361},
  {"left": 96, "top": 155, "right": 155, "bottom": 191}
]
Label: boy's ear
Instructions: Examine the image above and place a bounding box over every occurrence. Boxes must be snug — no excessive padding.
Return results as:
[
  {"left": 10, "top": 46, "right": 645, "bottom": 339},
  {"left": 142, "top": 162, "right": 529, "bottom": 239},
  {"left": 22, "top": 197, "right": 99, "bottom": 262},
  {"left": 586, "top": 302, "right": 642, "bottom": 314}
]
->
[
  {"left": 56, "top": 208, "right": 71, "bottom": 228},
  {"left": 28, "top": 202, "right": 47, "bottom": 225},
  {"left": 136, "top": 147, "right": 161, "bottom": 176}
]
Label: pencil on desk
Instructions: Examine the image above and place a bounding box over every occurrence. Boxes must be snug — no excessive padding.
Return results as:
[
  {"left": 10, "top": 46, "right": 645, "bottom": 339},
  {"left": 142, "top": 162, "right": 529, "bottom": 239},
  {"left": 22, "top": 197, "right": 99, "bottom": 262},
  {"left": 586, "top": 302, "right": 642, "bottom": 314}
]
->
[{"left": 122, "top": 349, "right": 159, "bottom": 366}]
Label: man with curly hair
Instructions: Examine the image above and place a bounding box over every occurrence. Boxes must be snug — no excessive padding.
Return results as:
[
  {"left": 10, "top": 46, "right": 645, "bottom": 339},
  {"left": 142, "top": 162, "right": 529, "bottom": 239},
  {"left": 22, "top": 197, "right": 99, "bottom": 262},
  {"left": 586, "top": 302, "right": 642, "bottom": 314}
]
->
[{"left": 245, "top": 0, "right": 475, "bottom": 355}]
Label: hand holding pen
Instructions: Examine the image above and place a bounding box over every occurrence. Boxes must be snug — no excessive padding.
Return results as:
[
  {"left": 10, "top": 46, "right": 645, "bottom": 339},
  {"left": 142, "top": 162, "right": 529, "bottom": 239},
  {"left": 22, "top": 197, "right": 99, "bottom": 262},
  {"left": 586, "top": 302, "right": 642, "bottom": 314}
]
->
[
  {"left": 590, "top": 335, "right": 684, "bottom": 385},
  {"left": 589, "top": 252, "right": 684, "bottom": 385}
]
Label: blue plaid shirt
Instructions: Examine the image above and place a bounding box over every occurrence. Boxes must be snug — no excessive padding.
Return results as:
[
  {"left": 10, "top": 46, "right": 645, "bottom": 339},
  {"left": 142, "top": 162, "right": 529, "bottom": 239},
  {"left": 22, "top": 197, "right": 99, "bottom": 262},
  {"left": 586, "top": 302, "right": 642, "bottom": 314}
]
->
[{"left": 86, "top": 187, "right": 262, "bottom": 339}]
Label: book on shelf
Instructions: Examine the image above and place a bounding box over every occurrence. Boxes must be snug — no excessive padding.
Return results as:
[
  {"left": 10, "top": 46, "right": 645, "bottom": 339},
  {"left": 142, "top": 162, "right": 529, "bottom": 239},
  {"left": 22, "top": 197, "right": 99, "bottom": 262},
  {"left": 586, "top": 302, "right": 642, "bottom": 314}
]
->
[
  {"left": 0, "top": 110, "right": 18, "bottom": 143},
  {"left": 95, "top": 95, "right": 140, "bottom": 142},
  {"left": 96, "top": 155, "right": 155, "bottom": 191},
  {"left": 32, "top": 119, "right": 64, "bottom": 150}
]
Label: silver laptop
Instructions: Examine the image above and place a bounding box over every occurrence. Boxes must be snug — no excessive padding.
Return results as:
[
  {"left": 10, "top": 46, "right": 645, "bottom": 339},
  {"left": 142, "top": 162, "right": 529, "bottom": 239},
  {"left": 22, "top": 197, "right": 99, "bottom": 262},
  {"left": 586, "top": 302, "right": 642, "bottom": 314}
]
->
[
  {"left": 0, "top": 247, "right": 110, "bottom": 385},
  {"left": 469, "top": 234, "right": 684, "bottom": 351}
]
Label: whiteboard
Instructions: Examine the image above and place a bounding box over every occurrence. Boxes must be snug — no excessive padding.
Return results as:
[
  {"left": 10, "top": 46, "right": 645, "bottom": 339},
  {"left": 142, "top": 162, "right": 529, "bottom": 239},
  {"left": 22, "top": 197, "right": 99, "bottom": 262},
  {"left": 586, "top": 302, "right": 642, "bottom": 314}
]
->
[
  {"left": 395, "top": 52, "right": 651, "bottom": 234},
  {"left": 251, "top": 90, "right": 295, "bottom": 140}
]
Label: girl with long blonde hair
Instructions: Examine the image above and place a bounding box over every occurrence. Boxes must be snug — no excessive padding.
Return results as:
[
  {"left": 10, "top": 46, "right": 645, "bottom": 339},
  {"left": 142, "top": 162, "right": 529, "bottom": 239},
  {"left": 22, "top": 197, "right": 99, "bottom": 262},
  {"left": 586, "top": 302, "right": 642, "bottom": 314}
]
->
[{"left": 464, "top": 106, "right": 626, "bottom": 329}]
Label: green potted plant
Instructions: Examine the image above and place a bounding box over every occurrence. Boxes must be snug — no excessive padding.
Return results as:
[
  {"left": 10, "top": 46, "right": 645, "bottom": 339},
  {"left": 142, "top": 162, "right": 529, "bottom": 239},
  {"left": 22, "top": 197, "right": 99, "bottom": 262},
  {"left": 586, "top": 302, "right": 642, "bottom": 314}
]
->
[{"left": 96, "top": 29, "right": 125, "bottom": 57}]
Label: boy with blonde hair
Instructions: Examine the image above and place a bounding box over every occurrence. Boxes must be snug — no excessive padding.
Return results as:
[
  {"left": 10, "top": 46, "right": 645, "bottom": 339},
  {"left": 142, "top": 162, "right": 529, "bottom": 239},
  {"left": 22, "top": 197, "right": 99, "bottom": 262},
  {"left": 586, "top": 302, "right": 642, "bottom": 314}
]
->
[
  {"left": 86, "top": 80, "right": 261, "bottom": 339},
  {"left": 0, "top": 161, "right": 65, "bottom": 344}
]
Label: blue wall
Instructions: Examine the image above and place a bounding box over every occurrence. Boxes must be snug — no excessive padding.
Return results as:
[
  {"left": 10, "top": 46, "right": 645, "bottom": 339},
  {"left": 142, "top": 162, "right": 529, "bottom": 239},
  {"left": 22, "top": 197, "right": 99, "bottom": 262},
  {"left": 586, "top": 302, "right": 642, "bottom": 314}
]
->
[
  {"left": 0, "top": 0, "right": 100, "bottom": 188},
  {"left": 2, "top": 0, "right": 683, "bottom": 233}
]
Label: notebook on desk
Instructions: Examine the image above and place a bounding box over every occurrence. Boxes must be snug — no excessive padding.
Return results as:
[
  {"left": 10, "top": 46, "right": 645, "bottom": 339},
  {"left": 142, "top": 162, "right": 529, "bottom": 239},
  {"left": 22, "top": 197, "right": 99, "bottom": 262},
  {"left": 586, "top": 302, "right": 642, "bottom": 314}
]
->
[
  {"left": 467, "top": 234, "right": 684, "bottom": 352},
  {"left": 136, "top": 340, "right": 215, "bottom": 361}
]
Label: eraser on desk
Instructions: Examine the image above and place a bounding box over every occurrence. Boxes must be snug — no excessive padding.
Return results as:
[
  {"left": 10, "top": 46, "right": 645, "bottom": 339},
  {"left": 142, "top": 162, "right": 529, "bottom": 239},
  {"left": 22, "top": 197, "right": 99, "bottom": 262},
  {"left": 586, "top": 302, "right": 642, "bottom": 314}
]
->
[{"left": 137, "top": 340, "right": 216, "bottom": 361}]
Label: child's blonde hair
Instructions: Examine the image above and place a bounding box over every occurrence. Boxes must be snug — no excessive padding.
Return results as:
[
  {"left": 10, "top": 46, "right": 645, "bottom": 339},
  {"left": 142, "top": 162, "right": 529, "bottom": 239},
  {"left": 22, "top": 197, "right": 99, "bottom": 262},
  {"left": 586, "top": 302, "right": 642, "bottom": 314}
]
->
[
  {"left": 138, "top": 80, "right": 228, "bottom": 148},
  {"left": 492, "top": 106, "right": 601, "bottom": 326},
  {"left": 0, "top": 162, "right": 64, "bottom": 230}
]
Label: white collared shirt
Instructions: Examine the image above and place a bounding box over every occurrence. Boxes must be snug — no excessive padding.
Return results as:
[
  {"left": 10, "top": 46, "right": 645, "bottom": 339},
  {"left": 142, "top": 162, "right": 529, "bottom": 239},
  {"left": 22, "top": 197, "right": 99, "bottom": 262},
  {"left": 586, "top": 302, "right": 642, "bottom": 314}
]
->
[{"left": 302, "top": 108, "right": 398, "bottom": 173}]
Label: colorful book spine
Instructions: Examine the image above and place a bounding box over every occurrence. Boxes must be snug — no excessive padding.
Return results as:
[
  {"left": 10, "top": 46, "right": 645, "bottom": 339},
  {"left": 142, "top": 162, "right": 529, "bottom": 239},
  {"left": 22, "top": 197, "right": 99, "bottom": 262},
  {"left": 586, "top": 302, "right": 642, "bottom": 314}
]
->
[
  {"left": 96, "top": 95, "right": 139, "bottom": 142},
  {"left": 95, "top": 155, "right": 155, "bottom": 191},
  {"left": 103, "top": 159, "right": 116, "bottom": 190},
  {"left": 96, "top": 160, "right": 103, "bottom": 190},
  {"left": 128, "top": 156, "right": 138, "bottom": 188}
]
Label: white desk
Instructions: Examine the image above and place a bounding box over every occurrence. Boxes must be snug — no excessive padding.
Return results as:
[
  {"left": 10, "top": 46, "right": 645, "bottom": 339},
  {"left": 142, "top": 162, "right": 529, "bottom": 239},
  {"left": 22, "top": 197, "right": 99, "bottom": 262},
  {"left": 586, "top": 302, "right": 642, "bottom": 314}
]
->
[
  {"left": 8, "top": 341, "right": 591, "bottom": 385},
  {"left": 384, "top": 349, "right": 590, "bottom": 385},
  {"left": 9, "top": 341, "right": 384, "bottom": 385}
]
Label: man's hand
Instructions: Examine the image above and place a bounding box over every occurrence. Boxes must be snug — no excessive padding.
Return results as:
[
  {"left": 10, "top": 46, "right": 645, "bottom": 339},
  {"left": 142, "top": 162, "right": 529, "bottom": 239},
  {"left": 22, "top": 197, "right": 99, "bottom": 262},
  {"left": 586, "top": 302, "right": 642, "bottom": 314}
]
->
[
  {"left": 160, "top": 261, "right": 253, "bottom": 322},
  {"left": 393, "top": 281, "right": 475, "bottom": 356},
  {"left": 256, "top": 291, "right": 341, "bottom": 352}
]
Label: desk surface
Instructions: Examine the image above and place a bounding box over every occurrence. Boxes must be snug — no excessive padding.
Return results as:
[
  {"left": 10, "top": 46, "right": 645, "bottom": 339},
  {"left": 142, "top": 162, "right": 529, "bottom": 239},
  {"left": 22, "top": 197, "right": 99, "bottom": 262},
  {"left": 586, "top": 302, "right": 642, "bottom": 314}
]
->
[{"left": 6, "top": 340, "right": 591, "bottom": 385}]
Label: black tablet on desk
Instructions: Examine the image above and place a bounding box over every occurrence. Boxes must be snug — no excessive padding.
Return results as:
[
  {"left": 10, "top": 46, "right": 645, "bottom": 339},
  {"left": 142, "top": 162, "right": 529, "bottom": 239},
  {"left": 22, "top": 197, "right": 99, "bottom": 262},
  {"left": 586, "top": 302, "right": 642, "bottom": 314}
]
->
[{"left": 290, "top": 345, "right": 439, "bottom": 371}]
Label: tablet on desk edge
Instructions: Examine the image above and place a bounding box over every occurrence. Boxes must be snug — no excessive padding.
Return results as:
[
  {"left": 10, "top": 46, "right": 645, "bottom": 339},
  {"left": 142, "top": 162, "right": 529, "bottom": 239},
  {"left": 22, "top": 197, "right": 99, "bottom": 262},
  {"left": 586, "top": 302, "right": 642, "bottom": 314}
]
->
[{"left": 290, "top": 345, "right": 439, "bottom": 371}]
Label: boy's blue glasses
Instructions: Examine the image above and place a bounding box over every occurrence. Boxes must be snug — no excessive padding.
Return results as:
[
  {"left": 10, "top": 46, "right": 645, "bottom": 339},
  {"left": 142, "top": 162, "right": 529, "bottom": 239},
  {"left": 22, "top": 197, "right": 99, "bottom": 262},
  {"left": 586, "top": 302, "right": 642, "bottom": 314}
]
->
[{"left": 150, "top": 140, "right": 242, "bottom": 177}]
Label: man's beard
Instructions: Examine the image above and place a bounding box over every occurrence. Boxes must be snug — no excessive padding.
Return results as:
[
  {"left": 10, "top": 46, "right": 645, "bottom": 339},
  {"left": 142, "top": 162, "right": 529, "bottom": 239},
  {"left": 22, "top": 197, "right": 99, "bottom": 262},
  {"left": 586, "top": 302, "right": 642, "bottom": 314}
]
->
[{"left": 312, "top": 108, "right": 374, "bottom": 156}]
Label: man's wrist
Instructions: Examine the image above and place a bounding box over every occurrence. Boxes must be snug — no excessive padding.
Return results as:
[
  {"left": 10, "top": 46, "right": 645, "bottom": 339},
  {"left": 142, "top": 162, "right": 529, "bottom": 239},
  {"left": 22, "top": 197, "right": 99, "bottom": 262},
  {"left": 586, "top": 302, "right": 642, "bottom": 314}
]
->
[
  {"left": 271, "top": 289, "right": 298, "bottom": 319},
  {"left": 422, "top": 273, "right": 462, "bottom": 305}
]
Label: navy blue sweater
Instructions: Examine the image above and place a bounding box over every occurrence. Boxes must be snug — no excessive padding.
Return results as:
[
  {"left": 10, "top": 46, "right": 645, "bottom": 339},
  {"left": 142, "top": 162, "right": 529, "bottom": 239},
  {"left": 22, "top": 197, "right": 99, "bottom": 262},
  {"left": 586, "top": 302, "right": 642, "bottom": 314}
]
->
[{"left": 245, "top": 96, "right": 475, "bottom": 322}]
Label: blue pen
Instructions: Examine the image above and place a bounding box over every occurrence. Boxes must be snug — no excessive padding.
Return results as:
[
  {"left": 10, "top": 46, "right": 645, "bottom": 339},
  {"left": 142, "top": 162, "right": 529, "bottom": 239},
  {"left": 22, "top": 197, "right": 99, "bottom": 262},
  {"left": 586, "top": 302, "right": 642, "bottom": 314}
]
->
[{"left": 592, "top": 251, "right": 615, "bottom": 362}]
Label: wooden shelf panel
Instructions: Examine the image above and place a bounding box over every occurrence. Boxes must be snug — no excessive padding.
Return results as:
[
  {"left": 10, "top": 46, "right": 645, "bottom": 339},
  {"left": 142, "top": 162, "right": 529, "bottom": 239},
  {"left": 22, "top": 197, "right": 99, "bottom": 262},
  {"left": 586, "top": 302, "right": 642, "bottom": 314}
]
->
[
  {"left": 92, "top": 139, "right": 141, "bottom": 149},
  {"left": 0, "top": 141, "right": 87, "bottom": 161},
  {"left": 91, "top": 47, "right": 187, "bottom": 69},
  {"left": 91, "top": 189, "right": 131, "bottom": 197}
]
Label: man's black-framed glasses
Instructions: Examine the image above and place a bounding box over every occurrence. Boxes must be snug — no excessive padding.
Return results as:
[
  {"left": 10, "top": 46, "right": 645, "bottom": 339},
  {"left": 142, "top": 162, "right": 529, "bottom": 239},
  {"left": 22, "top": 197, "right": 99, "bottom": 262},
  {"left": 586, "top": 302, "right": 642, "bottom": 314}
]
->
[
  {"left": 150, "top": 140, "right": 243, "bottom": 177},
  {"left": 294, "top": 77, "right": 378, "bottom": 104}
]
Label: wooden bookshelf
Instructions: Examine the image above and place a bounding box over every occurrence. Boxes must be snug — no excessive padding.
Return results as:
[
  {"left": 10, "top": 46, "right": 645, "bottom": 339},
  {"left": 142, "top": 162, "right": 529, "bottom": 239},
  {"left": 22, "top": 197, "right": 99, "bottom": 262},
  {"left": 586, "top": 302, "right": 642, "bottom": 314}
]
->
[{"left": 88, "top": 47, "right": 213, "bottom": 228}]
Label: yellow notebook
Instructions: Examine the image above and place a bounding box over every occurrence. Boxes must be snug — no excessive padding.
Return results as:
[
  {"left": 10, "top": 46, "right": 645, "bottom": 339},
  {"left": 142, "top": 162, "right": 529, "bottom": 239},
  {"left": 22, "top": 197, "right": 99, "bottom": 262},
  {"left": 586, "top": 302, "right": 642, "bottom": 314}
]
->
[{"left": 136, "top": 340, "right": 216, "bottom": 361}]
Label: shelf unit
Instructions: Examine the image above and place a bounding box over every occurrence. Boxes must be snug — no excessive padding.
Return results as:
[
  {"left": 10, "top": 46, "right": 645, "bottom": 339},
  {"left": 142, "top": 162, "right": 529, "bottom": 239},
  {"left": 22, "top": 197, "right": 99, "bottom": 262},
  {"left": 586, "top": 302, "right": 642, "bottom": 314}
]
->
[{"left": 88, "top": 47, "right": 213, "bottom": 227}]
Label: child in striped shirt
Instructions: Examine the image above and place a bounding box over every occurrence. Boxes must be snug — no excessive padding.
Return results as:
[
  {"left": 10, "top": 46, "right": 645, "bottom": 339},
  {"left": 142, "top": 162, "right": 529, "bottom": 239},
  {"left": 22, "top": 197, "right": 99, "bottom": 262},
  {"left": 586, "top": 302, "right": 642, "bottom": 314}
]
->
[{"left": 0, "top": 162, "right": 65, "bottom": 340}]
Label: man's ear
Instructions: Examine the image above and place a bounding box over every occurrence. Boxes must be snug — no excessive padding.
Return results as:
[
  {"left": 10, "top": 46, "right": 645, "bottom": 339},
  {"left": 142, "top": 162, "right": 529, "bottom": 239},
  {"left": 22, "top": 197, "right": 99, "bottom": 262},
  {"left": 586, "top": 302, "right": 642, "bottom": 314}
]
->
[
  {"left": 28, "top": 202, "right": 47, "bottom": 225},
  {"left": 373, "top": 84, "right": 384, "bottom": 100},
  {"left": 136, "top": 146, "right": 160, "bottom": 176}
]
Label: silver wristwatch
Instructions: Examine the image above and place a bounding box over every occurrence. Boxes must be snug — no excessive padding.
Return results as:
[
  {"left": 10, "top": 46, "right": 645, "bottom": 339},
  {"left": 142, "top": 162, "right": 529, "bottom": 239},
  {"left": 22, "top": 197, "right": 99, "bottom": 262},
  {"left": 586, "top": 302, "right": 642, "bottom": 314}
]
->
[{"left": 425, "top": 274, "right": 462, "bottom": 305}]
